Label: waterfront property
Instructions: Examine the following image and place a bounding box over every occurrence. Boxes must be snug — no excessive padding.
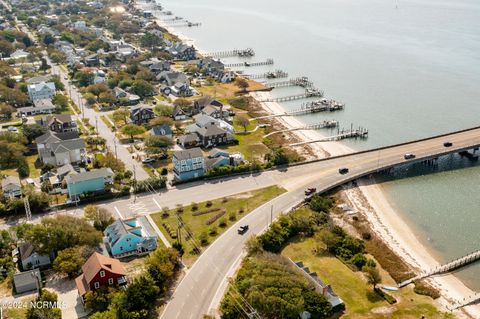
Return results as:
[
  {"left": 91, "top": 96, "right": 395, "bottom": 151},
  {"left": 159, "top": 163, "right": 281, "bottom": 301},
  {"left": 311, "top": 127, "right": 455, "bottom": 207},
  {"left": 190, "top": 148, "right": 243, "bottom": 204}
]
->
[
  {"left": 75, "top": 252, "right": 127, "bottom": 302},
  {"left": 104, "top": 217, "right": 158, "bottom": 258},
  {"left": 172, "top": 147, "right": 205, "bottom": 182},
  {"left": 66, "top": 168, "right": 113, "bottom": 201}
]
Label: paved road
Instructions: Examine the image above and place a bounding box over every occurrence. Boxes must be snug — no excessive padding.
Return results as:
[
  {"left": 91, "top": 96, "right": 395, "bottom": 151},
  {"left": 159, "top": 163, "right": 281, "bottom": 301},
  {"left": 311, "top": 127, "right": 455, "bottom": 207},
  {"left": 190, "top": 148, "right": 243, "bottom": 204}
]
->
[{"left": 160, "top": 127, "right": 480, "bottom": 319}]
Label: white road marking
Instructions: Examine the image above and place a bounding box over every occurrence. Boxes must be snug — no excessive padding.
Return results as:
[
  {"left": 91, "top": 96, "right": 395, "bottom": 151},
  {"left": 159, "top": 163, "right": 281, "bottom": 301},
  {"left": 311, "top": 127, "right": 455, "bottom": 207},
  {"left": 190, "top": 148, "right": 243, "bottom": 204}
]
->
[
  {"left": 152, "top": 197, "right": 162, "bottom": 210},
  {"left": 114, "top": 206, "right": 123, "bottom": 219}
]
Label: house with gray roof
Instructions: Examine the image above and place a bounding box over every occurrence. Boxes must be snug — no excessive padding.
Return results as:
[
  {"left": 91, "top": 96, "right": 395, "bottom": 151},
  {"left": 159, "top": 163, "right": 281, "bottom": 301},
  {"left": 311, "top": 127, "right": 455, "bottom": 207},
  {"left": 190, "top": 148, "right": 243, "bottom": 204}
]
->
[
  {"left": 17, "top": 242, "right": 51, "bottom": 271},
  {"left": 172, "top": 148, "right": 205, "bottom": 182},
  {"left": 130, "top": 105, "right": 155, "bottom": 125},
  {"left": 27, "top": 82, "right": 56, "bottom": 102},
  {"left": 66, "top": 168, "right": 113, "bottom": 201},
  {"left": 150, "top": 124, "right": 173, "bottom": 139},
  {"left": 36, "top": 131, "right": 86, "bottom": 166},
  {"left": 13, "top": 269, "right": 42, "bottom": 294},
  {"left": 1, "top": 175, "right": 22, "bottom": 198},
  {"left": 17, "top": 98, "right": 57, "bottom": 117},
  {"left": 39, "top": 114, "right": 77, "bottom": 133}
]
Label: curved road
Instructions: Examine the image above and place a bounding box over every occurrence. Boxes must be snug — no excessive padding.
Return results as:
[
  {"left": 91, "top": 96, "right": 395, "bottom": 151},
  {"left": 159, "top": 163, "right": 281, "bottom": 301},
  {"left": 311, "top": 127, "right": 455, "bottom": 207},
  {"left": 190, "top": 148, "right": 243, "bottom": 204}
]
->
[{"left": 160, "top": 127, "right": 480, "bottom": 319}]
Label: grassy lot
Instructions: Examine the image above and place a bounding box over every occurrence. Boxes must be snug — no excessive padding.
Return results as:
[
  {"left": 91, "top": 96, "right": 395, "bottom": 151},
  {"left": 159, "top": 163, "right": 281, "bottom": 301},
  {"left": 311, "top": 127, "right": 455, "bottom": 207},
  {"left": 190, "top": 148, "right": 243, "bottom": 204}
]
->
[
  {"left": 282, "top": 237, "right": 455, "bottom": 319},
  {"left": 151, "top": 185, "right": 286, "bottom": 265},
  {"left": 0, "top": 155, "right": 41, "bottom": 179}
]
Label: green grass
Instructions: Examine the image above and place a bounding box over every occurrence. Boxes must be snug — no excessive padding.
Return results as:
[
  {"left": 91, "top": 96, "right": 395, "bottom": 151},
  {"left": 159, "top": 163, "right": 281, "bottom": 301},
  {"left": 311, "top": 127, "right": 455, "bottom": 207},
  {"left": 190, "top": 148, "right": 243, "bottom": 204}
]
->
[
  {"left": 100, "top": 115, "right": 114, "bottom": 131},
  {"left": 1, "top": 155, "right": 41, "bottom": 179},
  {"left": 282, "top": 237, "right": 456, "bottom": 319},
  {"left": 151, "top": 185, "right": 286, "bottom": 265}
]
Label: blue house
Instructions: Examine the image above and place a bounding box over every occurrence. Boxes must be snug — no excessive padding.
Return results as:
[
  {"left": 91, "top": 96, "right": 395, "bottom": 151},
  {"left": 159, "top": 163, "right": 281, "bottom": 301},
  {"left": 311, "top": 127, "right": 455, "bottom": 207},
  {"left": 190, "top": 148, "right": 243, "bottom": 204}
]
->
[
  {"left": 104, "top": 217, "right": 158, "bottom": 258},
  {"left": 66, "top": 168, "right": 113, "bottom": 201},
  {"left": 173, "top": 147, "right": 205, "bottom": 182}
]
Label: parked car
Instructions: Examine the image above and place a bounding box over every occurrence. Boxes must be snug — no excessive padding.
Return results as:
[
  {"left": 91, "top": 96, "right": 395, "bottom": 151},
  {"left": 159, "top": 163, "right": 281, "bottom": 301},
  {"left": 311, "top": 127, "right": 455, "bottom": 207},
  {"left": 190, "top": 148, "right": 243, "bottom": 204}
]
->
[
  {"left": 142, "top": 158, "right": 156, "bottom": 164},
  {"left": 237, "top": 225, "right": 249, "bottom": 235},
  {"left": 404, "top": 153, "right": 416, "bottom": 160},
  {"left": 304, "top": 188, "right": 316, "bottom": 196},
  {"left": 7, "top": 126, "right": 18, "bottom": 132},
  {"left": 443, "top": 142, "right": 453, "bottom": 147},
  {"left": 338, "top": 168, "right": 349, "bottom": 175}
]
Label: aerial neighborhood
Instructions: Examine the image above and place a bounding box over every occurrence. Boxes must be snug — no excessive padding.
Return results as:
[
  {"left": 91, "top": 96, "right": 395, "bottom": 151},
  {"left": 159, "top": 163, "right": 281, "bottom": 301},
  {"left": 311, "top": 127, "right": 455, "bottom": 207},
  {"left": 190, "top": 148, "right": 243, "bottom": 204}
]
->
[{"left": 0, "top": 0, "right": 461, "bottom": 318}]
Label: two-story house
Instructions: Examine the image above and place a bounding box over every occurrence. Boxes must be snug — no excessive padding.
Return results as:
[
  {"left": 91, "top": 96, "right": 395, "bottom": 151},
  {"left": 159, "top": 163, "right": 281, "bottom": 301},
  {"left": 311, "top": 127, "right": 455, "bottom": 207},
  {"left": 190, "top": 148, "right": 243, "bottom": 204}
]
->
[
  {"left": 104, "top": 217, "right": 158, "bottom": 258},
  {"left": 17, "top": 242, "right": 51, "bottom": 271},
  {"left": 158, "top": 71, "right": 193, "bottom": 97},
  {"left": 150, "top": 124, "right": 173, "bottom": 140},
  {"left": 1, "top": 175, "right": 22, "bottom": 198},
  {"left": 166, "top": 42, "right": 196, "bottom": 61},
  {"left": 36, "top": 131, "right": 86, "bottom": 166},
  {"left": 130, "top": 105, "right": 155, "bottom": 125},
  {"left": 39, "top": 115, "right": 78, "bottom": 133},
  {"left": 66, "top": 168, "right": 113, "bottom": 201},
  {"left": 173, "top": 148, "right": 205, "bottom": 182},
  {"left": 196, "top": 125, "right": 232, "bottom": 148},
  {"left": 27, "top": 82, "right": 56, "bottom": 102},
  {"left": 75, "top": 252, "right": 127, "bottom": 302}
]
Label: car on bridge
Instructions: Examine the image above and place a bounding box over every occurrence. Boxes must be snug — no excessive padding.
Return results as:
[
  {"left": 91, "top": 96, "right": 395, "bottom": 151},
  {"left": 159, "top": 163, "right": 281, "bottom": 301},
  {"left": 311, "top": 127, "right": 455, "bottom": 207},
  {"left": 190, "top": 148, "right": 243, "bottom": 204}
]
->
[
  {"left": 338, "top": 168, "right": 349, "bottom": 175},
  {"left": 443, "top": 142, "right": 453, "bottom": 147},
  {"left": 304, "top": 188, "right": 316, "bottom": 196},
  {"left": 404, "top": 153, "right": 416, "bottom": 160},
  {"left": 237, "top": 225, "right": 249, "bottom": 235}
]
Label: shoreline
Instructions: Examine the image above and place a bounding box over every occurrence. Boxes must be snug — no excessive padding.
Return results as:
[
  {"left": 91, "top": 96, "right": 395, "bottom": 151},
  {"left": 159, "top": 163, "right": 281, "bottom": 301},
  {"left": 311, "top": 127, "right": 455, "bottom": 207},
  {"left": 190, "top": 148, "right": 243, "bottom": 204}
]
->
[{"left": 137, "top": 0, "right": 479, "bottom": 317}]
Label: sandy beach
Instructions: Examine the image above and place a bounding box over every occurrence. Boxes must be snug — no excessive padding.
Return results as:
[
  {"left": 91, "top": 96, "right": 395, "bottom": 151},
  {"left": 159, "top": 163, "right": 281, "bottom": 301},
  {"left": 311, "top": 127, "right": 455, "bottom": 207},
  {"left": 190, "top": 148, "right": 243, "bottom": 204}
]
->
[{"left": 138, "top": 1, "right": 480, "bottom": 317}]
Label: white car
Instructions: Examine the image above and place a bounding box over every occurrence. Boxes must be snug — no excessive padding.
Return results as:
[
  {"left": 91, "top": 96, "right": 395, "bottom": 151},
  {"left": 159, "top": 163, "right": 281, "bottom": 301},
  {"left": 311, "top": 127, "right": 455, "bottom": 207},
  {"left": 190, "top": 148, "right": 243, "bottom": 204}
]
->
[{"left": 7, "top": 126, "right": 18, "bottom": 132}]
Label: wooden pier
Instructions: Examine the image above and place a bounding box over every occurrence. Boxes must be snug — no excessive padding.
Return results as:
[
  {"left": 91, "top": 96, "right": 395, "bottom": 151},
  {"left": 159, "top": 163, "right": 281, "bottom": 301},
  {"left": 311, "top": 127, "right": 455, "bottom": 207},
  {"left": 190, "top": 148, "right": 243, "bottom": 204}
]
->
[
  {"left": 398, "top": 249, "right": 480, "bottom": 288},
  {"left": 174, "top": 21, "right": 202, "bottom": 28},
  {"left": 164, "top": 16, "right": 183, "bottom": 22},
  {"left": 265, "top": 77, "right": 314, "bottom": 89},
  {"left": 244, "top": 70, "right": 288, "bottom": 80},
  {"left": 205, "top": 48, "right": 255, "bottom": 58},
  {"left": 264, "top": 120, "right": 338, "bottom": 137},
  {"left": 288, "top": 127, "right": 368, "bottom": 146},
  {"left": 225, "top": 59, "right": 274, "bottom": 68},
  {"left": 259, "top": 89, "right": 324, "bottom": 103},
  {"left": 449, "top": 292, "right": 480, "bottom": 310}
]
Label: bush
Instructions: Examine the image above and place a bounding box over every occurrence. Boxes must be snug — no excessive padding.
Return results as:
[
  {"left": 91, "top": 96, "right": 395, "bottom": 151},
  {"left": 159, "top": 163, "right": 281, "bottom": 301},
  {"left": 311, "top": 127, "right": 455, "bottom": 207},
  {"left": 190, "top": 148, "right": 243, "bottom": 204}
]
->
[
  {"left": 361, "top": 232, "right": 372, "bottom": 240},
  {"left": 228, "top": 212, "right": 236, "bottom": 221},
  {"left": 218, "top": 218, "right": 227, "bottom": 228},
  {"left": 160, "top": 167, "right": 168, "bottom": 175},
  {"left": 238, "top": 207, "right": 245, "bottom": 214},
  {"left": 414, "top": 281, "right": 440, "bottom": 299},
  {"left": 350, "top": 253, "right": 367, "bottom": 270},
  {"left": 206, "top": 200, "right": 213, "bottom": 207},
  {"left": 208, "top": 226, "right": 217, "bottom": 236},
  {"left": 17, "top": 159, "right": 29, "bottom": 178},
  {"left": 199, "top": 231, "right": 209, "bottom": 246},
  {"left": 309, "top": 194, "right": 334, "bottom": 213},
  {"left": 191, "top": 202, "right": 199, "bottom": 211},
  {"left": 374, "top": 287, "right": 397, "bottom": 304}
]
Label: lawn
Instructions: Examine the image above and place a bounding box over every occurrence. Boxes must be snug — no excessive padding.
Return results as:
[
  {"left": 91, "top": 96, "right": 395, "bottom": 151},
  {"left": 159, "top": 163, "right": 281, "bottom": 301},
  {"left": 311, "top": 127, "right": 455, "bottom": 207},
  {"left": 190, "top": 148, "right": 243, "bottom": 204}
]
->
[
  {"left": 0, "top": 155, "right": 41, "bottom": 179},
  {"left": 150, "top": 185, "right": 286, "bottom": 265},
  {"left": 282, "top": 237, "right": 455, "bottom": 319},
  {"left": 100, "top": 115, "right": 114, "bottom": 131}
]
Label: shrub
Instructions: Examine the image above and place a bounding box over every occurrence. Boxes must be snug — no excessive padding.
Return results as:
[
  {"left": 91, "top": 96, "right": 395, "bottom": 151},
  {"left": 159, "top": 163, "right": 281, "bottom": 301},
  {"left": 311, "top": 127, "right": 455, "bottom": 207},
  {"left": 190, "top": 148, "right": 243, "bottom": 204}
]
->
[
  {"left": 350, "top": 253, "right": 367, "bottom": 270},
  {"left": 208, "top": 226, "right": 217, "bottom": 236},
  {"left": 221, "top": 198, "right": 228, "bottom": 203},
  {"left": 361, "top": 232, "right": 372, "bottom": 240},
  {"left": 238, "top": 207, "right": 245, "bottom": 214},
  {"left": 176, "top": 204, "right": 184, "bottom": 213},
  {"left": 199, "top": 231, "right": 209, "bottom": 246},
  {"left": 160, "top": 167, "right": 168, "bottom": 175},
  {"left": 218, "top": 218, "right": 227, "bottom": 228},
  {"left": 206, "top": 200, "right": 213, "bottom": 207},
  {"left": 228, "top": 212, "right": 236, "bottom": 221},
  {"left": 191, "top": 202, "right": 198, "bottom": 211}
]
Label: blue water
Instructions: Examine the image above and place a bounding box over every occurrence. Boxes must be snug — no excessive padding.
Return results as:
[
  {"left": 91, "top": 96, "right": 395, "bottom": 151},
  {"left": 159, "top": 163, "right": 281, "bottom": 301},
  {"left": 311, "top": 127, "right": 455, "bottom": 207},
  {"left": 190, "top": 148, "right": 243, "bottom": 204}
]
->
[{"left": 154, "top": 0, "right": 480, "bottom": 289}]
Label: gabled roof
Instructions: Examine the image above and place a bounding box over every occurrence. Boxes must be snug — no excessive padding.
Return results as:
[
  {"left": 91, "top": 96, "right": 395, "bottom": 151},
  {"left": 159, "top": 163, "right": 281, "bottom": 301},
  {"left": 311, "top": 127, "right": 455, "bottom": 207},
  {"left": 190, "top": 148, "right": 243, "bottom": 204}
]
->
[
  {"left": 33, "top": 99, "right": 55, "bottom": 108},
  {"left": 27, "top": 82, "right": 56, "bottom": 93},
  {"left": 197, "top": 125, "right": 227, "bottom": 137},
  {"left": 151, "top": 124, "right": 172, "bottom": 136},
  {"left": 193, "top": 114, "right": 218, "bottom": 128},
  {"left": 179, "top": 133, "right": 199, "bottom": 145},
  {"left": 1, "top": 175, "right": 21, "bottom": 189},
  {"left": 18, "top": 242, "right": 36, "bottom": 261},
  {"left": 36, "top": 131, "right": 80, "bottom": 144},
  {"left": 66, "top": 168, "right": 112, "bottom": 184},
  {"left": 174, "top": 147, "right": 203, "bottom": 160},
  {"left": 43, "top": 114, "right": 73, "bottom": 125},
  {"left": 57, "top": 164, "right": 76, "bottom": 176},
  {"left": 131, "top": 105, "right": 154, "bottom": 117}
]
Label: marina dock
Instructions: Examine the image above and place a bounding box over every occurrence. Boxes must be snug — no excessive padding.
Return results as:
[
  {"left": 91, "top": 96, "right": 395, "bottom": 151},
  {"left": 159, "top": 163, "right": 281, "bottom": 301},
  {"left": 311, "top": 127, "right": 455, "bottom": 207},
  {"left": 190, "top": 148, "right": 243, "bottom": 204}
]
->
[
  {"left": 244, "top": 70, "right": 288, "bottom": 79},
  {"left": 259, "top": 89, "right": 324, "bottom": 102},
  {"left": 264, "top": 120, "right": 338, "bottom": 137},
  {"left": 206, "top": 48, "right": 255, "bottom": 58},
  {"left": 225, "top": 59, "right": 274, "bottom": 68},
  {"left": 265, "top": 77, "right": 314, "bottom": 89}
]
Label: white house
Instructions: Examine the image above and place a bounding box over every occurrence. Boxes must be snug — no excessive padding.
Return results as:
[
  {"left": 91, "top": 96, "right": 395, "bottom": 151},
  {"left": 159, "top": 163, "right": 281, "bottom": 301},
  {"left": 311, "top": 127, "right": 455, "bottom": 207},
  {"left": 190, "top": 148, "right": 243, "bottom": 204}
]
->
[
  {"left": 17, "top": 242, "right": 51, "bottom": 270},
  {"left": 27, "top": 82, "right": 56, "bottom": 102},
  {"left": 36, "top": 131, "right": 86, "bottom": 166},
  {"left": 1, "top": 176, "right": 22, "bottom": 198}
]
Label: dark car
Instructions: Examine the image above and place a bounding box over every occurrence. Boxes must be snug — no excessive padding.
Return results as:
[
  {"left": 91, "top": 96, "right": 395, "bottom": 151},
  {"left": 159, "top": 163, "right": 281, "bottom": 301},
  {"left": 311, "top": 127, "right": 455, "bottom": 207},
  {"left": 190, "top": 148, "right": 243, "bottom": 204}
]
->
[
  {"left": 237, "top": 225, "right": 249, "bottom": 235},
  {"left": 404, "top": 153, "right": 416, "bottom": 160},
  {"left": 338, "top": 168, "right": 349, "bottom": 175},
  {"left": 443, "top": 142, "right": 453, "bottom": 147},
  {"left": 304, "top": 188, "right": 316, "bottom": 196}
]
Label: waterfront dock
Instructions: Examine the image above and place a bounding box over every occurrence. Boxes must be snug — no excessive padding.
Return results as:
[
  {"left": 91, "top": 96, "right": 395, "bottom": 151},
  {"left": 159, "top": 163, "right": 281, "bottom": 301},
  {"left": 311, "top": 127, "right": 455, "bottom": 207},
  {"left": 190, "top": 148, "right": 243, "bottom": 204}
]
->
[
  {"left": 264, "top": 120, "right": 338, "bottom": 137},
  {"left": 225, "top": 59, "right": 274, "bottom": 68},
  {"left": 244, "top": 70, "right": 288, "bottom": 79},
  {"left": 259, "top": 88, "right": 324, "bottom": 102},
  {"left": 206, "top": 48, "right": 255, "bottom": 58},
  {"left": 265, "top": 77, "right": 314, "bottom": 89},
  {"left": 289, "top": 126, "right": 368, "bottom": 146}
]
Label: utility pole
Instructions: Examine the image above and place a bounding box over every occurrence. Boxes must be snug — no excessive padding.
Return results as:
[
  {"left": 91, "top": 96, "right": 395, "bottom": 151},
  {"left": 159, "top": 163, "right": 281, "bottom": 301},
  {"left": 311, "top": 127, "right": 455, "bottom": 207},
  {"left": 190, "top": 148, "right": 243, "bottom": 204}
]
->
[
  {"left": 95, "top": 116, "right": 99, "bottom": 136},
  {"left": 270, "top": 205, "right": 273, "bottom": 225},
  {"left": 24, "top": 196, "right": 31, "bottom": 221},
  {"left": 114, "top": 138, "right": 118, "bottom": 159},
  {"left": 133, "top": 164, "right": 137, "bottom": 203}
]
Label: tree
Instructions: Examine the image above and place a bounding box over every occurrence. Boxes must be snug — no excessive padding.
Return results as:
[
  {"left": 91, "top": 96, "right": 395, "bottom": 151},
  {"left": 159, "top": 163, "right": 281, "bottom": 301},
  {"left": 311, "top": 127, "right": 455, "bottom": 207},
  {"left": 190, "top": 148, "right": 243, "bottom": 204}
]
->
[
  {"left": 124, "top": 275, "right": 159, "bottom": 312},
  {"left": 173, "top": 98, "right": 191, "bottom": 108},
  {"left": 0, "top": 103, "right": 15, "bottom": 120},
  {"left": 112, "top": 108, "right": 130, "bottom": 126},
  {"left": 309, "top": 194, "right": 334, "bottom": 213},
  {"left": 140, "top": 33, "right": 163, "bottom": 48},
  {"left": 85, "top": 289, "right": 114, "bottom": 313},
  {"left": 145, "top": 247, "right": 179, "bottom": 289},
  {"left": 25, "top": 215, "right": 102, "bottom": 256},
  {"left": 98, "top": 91, "right": 116, "bottom": 104},
  {"left": 84, "top": 92, "right": 96, "bottom": 106},
  {"left": 303, "top": 291, "right": 332, "bottom": 318},
  {"left": 234, "top": 77, "right": 249, "bottom": 92},
  {"left": 26, "top": 289, "right": 61, "bottom": 319},
  {"left": 51, "top": 75, "right": 65, "bottom": 91},
  {"left": 131, "top": 79, "right": 154, "bottom": 98},
  {"left": 53, "top": 246, "right": 86, "bottom": 277},
  {"left": 84, "top": 205, "right": 115, "bottom": 231},
  {"left": 144, "top": 135, "right": 173, "bottom": 154},
  {"left": 52, "top": 93, "right": 69, "bottom": 111},
  {"left": 154, "top": 104, "right": 174, "bottom": 117},
  {"left": 0, "top": 85, "right": 29, "bottom": 106},
  {"left": 96, "top": 152, "right": 125, "bottom": 172},
  {"left": 120, "top": 124, "right": 145, "bottom": 141},
  {"left": 234, "top": 115, "right": 249, "bottom": 132},
  {"left": 363, "top": 265, "right": 381, "bottom": 289},
  {"left": 149, "top": 116, "right": 173, "bottom": 127},
  {"left": 42, "top": 34, "right": 55, "bottom": 46},
  {"left": 0, "top": 140, "right": 27, "bottom": 169},
  {"left": 75, "top": 71, "right": 94, "bottom": 87}
]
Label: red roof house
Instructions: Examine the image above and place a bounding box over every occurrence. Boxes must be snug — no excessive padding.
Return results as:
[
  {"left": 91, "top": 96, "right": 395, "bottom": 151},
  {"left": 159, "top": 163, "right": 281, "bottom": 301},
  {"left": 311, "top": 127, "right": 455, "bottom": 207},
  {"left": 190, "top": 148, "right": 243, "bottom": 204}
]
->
[{"left": 75, "top": 252, "right": 127, "bottom": 300}]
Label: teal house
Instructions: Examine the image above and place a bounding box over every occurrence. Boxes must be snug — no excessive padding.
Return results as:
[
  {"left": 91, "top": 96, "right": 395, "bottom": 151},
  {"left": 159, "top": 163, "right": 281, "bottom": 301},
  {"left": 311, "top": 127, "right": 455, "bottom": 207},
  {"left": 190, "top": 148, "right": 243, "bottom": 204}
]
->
[
  {"left": 104, "top": 217, "right": 158, "bottom": 258},
  {"left": 66, "top": 168, "right": 113, "bottom": 201}
]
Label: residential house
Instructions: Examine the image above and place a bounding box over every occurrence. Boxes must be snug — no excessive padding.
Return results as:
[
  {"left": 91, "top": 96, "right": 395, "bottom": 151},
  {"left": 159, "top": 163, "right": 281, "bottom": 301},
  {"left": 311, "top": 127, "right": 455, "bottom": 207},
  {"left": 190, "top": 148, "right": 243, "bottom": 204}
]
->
[
  {"left": 84, "top": 53, "right": 100, "bottom": 66},
  {"left": 93, "top": 69, "right": 106, "bottom": 84},
  {"left": 205, "top": 149, "right": 244, "bottom": 171},
  {"left": 26, "top": 75, "right": 51, "bottom": 84},
  {"left": 1, "top": 176, "right": 22, "bottom": 198},
  {"left": 150, "top": 124, "right": 173, "bottom": 139},
  {"left": 104, "top": 217, "right": 158, "bottom": 258},
  {"left": 49, "top": 164, "right": 78, "bottom": 191},
  {"left": 17, "top": 242, "right": 51, "bottom": 270},
  {"left": 172, "top": 105, "right": 187, "bottom": 120},
  {"left": 13, "top": 269, "right": 42, "bottom": 294},
  {"left": 36, "top": 131, "right": 86, "bottom": 166},
  {"left": 9, "top": 49, "right": 29, "bottom": 60},
  {"left": 166, "top": 42, "right": 196, "bottom": 60},
  {"left": 196, "top": 58, "right": 235, "bottom": 83},
  {"left": 66, "top": 168, "right": 113, "bottom": 201},
  {"left": 172, "top": 147, "right": 205, "bottom": 182},
  {"left": 73, "top": 20, "right": 88, "bottom": 32},
  {"left": 75, "top": 252, "right": 127, "bottom": 301},
  {"left": 194, "top": 96, "right": 231, "bottom": 119},
  {"left": 158, "top": 71, "right": 193, "bottom": 97},
  {"left": 178, "top": 133, "right": 199, "bottom": 148},
  {"left": 39, "top": 114, "right": 78, "bottom": 133},
  {"left": 27, "top": 82, "right": 56, "bottom": 101},
  {"left": 114, "top": 87, "right": 140, "bottom": 105},
  {"left": 16, "top": 99, "right": 56, "bottom": 117},
  {"left": 189, "top": 114, "right": 234, "bottom": 134},
  {"left": 130, "top": 105, "right": 155, "bottom": 125},
  {"left": 196, "top": 125, "right": 232, "bottom": 148}
]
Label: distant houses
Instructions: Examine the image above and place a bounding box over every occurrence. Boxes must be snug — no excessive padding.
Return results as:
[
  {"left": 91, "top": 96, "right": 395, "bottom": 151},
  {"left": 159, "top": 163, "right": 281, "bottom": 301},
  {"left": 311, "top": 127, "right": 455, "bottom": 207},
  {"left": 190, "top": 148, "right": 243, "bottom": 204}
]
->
[
  {"left": 104, "top": 217, "right": 158, "bottom": 258},
  {"left": 173, "top": 148, "right": 205, "bottom": 182},
  {"left": 66, "top": 168, "right": 113, "bottom": 201}
]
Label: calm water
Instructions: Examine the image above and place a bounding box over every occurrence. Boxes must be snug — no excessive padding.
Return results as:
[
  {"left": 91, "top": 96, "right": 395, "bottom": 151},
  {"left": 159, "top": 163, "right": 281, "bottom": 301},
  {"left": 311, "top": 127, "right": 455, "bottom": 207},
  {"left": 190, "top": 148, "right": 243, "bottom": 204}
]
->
[{"left": 156, "top": 0, "right": 480, "bottom": 289}]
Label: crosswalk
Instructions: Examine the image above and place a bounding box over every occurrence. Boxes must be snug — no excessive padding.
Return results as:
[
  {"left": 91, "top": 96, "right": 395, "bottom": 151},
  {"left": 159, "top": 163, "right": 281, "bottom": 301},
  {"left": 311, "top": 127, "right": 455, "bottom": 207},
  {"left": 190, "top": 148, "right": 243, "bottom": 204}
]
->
[{"left": 113, "top": 197, "right": 163, "bottom": 219}]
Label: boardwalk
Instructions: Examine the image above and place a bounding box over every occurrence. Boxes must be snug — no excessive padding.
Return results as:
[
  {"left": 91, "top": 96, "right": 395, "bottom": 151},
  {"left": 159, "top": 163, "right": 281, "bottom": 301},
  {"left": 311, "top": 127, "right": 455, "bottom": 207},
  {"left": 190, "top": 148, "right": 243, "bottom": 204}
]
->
[
  {"left": 289, "top": 128, "right": 368, "bottom": 146},
  {"left": 398, "top": 249, "right": 480, "bottom": 287}
]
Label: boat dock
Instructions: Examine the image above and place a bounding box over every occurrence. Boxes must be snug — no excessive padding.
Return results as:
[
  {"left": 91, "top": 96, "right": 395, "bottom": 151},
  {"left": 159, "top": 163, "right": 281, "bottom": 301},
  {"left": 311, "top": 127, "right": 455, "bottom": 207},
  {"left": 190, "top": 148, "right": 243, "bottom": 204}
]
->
[
  {"left": 265, "top": 77, "right": 314, "bottom": 89},
  {"left": 164, "top": 16, "right": 183, "bottom": 22},
  {"left": 244, "top": 70, "right": 288, "bottom": 80},
  {"left": 289, "top": 127, "right": 369, "bottom": 146},
  {"left": 398, "top": 249, "right": 480, "bottom": 288},
  {"left": 264, "top": 120, "right": 338, "bottom": 137},
  {"left": 225, "top": 59, "right": 274, "bottom": 68},
  {"left": 259, "top": 88, "right": 324, "bottom": 102},
  {"left": 174, "top": 21, "right": 202, "bottom": 28},
  {"left": 205, "top": 48, "right": 255, "bottom": 58}
]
